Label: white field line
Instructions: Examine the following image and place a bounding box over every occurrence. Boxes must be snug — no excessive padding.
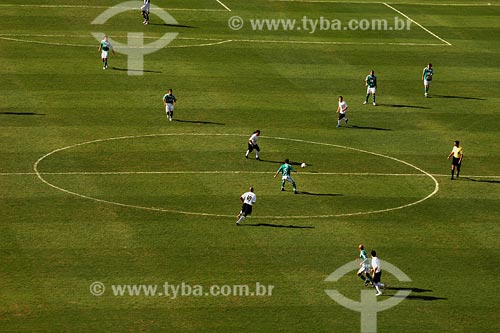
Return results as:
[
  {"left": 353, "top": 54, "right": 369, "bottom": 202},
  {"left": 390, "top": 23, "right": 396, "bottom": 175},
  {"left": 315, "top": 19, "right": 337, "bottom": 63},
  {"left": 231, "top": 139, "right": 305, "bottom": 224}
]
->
[
  {"left": 0, "top": 35, "right": 232, "bottom": 49},
  {"left": 383, "top": 2, "right": 452, "bottom": 45},
  {"left": 0, "top": 4, "right": 225, "bottom": 11},
  {"left": 0, "top": 34, "right": 446, "bottom": 48},
  {"left": 2, "top": 172, "right": 499, "bottom": 179},
  {"left": 274, "top": 0, "right": 499, "bottom": 6},
  {"left": 2, "top": 171, "right": 499, "bottom": 178},
  {"left": 216, "top": 0, "right": 232, "bottom": 11}
]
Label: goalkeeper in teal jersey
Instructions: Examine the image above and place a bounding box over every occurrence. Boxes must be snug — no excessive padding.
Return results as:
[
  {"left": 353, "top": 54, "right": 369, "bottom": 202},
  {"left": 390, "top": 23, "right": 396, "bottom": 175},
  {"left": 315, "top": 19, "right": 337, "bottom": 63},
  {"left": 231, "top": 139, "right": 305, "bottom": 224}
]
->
[
  {"left": 363, "top": 70, "right": 377, "bottom": 106},
  {"left": 422, "top": 63, "right": 434, "bottom": 97},
  {"left": 274, "top": 159, "right": 297, "bottom": 194},
  {"left": 357, "top": 244, "right": 373, "bottom": 286}
]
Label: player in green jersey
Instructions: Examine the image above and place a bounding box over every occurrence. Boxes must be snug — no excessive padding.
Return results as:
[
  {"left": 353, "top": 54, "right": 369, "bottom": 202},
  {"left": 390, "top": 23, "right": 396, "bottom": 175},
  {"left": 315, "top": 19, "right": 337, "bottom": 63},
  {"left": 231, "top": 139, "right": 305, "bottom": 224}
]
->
[
  {"left": 363, "top": 70, "right": 377, "bottom": 106},
  {"left": 163, "top": 89, "right": 177, "bottom": 121},
  {"left": 97, "top": 35, "right": 115, "bottom": 70},
  {"left": 357, "top": 244, "right": 373, "bottom": 286},
  {"left": 274, "top": 159, "right": 297, "bottom": 194},
  {"left": 422, "top": 63, "right": 434, "bottom": 97}
]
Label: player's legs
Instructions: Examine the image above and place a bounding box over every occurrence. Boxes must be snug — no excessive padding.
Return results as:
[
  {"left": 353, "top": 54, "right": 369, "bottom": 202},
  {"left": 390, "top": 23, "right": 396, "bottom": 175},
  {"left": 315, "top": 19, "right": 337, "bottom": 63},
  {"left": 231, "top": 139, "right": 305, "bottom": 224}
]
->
[
  {"left": 424, "top": 80, "right": 431, "bottom": 97},
  {"left": 286, "top": 176, "right": 297, "bottom": 193},
  {"left": 101, "top": 50, "right": 108, "bottom": 69},
  {"left": 456, "top": 162, "right": 461, "bottom": 178},
  {"left": 166, "top": 104, "right": 174, "bottom": 121},
  {"left": 236, "top": 204, "right": 252, "bottom": 225},
  {"left": 254, "top": 145, "right": 260, "bottom": 160},
  {"left": 245, "top": 143, "right": 254, "bottom": 158}
]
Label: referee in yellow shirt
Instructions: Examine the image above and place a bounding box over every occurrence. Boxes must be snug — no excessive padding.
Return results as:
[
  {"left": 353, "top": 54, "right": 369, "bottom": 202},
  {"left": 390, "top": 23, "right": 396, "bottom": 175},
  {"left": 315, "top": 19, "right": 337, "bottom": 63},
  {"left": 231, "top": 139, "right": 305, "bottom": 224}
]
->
[{"left": 447, "top": 140, "right": 463, "bottom": 180}]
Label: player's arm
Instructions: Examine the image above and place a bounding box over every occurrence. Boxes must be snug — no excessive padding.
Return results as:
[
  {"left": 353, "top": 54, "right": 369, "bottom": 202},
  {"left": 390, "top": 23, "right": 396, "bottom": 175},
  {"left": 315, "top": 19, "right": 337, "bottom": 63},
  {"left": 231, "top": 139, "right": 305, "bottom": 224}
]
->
[
  {"left": 111, "top": 47, "right": 116, "bottom": 56},
  {"left": 240, "top": 195, "right": 244, "bottom": 203},
  {"left": 458, "top": 154, "right": 463, "bottom": 164},
  {"left": 273, "top": 166, "right": 281, "bottom": 178},
  {"left": 447, "top": 150, "right": 453, "bottom": 160},
  {"left": 97, "top": 44, "right": 102, "bottom": 52}
]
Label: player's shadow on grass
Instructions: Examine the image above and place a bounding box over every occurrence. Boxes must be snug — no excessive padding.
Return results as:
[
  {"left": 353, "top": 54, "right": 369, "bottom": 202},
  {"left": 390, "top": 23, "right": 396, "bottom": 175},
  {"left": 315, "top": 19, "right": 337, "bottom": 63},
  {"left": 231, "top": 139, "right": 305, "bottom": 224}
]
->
[
  {"left": 299, "top": 191, "right": 342, "bottom": 197},
  {"left": 174, "top": 119, "right": 225, "bottom": 125},
  {"left": 258, "top": 159, "right": 288, "bottom": 165},
  {"left": 111, "top": 67, "right": 162, "bottom": 74},
  {"left": 241, "top": 223, "right": 314, "bottom": 229},
  {"left": 385, "top": 287, "right": 447, "bottom": 301},
  {"left": 433, "top": 95, "right": 486, "bottom": 101},
  {"left": 350, "top": 125, "right": 391, "bottom": 131},
  {"left": 379, "top": 103, "right": 431, "bottom": 109},
  {"left": 0, "top": 112, "right": 45, "bottom": 116},
  {"left": 150, "top": 23, "right": 199, "bottom": 29},
  {"left": 461, "top": 177, "right": 500, "bottom": 184}
]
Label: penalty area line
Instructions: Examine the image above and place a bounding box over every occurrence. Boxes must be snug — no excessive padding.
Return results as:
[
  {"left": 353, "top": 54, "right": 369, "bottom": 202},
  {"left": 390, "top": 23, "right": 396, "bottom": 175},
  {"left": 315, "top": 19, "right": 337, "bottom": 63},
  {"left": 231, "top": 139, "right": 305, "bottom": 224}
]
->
[
  {"left": 216, "top": 0, "right": 232, "bottom": 11},
  {"left": 383, "top": 2, "right": 452, "bottom": 46}
]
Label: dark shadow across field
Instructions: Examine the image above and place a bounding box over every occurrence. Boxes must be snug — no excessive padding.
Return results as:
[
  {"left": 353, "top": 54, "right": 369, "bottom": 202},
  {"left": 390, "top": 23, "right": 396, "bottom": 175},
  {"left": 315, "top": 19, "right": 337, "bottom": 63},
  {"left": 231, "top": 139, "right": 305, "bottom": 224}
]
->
[
  {"left": 0, "top": 112, "right": 45, "bottom": 116},
  {"left": 384, "top": 287, "right": 448, "bottom": 301},
  {"left": 350, "top": 125, "right": 392, "bottom": 131},
  {"left": 174, "top": 119, "right": 225, "bottom": 125},
  {"left": 239, "top": 223, "right": 314, "bottom": 229},
  {"left": 111, "top": 67, "right": 162, "bottom": 74},
  {"left": 149, "top": 23, "right": 198, "bottom": 28},
  {"left": 299, "top": 191, "right": 342, "bottom": 197},
  {"left": 461, "top": 177, "right": 500, "bottom": 184},
  {"left": 433, "top": 95, "right": 486, "bottom": 101},
  {"left": 378, "top": 103, "right": 431, "bottom": 109}
]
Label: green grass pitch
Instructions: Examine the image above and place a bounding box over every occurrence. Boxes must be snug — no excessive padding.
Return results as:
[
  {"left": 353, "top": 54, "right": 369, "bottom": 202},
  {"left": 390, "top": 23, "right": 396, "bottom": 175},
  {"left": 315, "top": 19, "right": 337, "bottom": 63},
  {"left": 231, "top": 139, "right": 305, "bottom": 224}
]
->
[{"left": 1, "top": 0, "right": 500, "bottom": 332}]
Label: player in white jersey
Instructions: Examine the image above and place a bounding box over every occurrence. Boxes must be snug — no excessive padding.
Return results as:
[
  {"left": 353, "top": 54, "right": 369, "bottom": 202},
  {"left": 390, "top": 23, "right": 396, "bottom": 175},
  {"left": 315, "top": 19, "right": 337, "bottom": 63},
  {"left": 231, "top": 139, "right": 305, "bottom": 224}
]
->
[
  {"left": 245, "top": 130, "right": 261, "bottom": 160},
  {"left": 336, "top": 96, "right": 349, "bottom": 128},
  {"left": 97, "top": 35, "right": 115, "bottom": 70},
  {"left": 236, "top": 187, "right": 256, "bottom": 225},
  {"left": 141, "top": 0, "right": 150, "bottom": 25},
  {"left": 370, "top": 250, "right": 386, "bottom": 296}
]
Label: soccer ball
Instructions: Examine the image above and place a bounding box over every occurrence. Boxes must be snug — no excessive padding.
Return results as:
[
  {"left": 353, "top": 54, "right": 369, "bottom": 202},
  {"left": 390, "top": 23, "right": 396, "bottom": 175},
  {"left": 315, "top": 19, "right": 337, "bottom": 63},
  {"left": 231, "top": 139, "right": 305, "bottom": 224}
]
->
[{"left": 301, "top": 163, "right": 306, "bottom": 168}]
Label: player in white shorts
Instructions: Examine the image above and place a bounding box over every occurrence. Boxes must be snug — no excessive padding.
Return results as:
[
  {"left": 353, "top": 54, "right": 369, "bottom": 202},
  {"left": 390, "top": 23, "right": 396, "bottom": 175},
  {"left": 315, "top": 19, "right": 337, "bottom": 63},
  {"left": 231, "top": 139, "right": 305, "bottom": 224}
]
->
[
  {"left": 141, "top": 0, "right": 150, "bottom": 25},
  {"left": 97, "top": 35, "right": 115, "bottom": 70},
  {"left": 336, "top": 96, "right": 349, "bottom": 128},
  {"left": 162, "top": 89, "right": 177, "bottom": 121},
  {"left": 363, "top": 70, "right": 377, "bottom": 106},
  {"left": 236, "top": 187, "right": 256, "bottom": 225}
]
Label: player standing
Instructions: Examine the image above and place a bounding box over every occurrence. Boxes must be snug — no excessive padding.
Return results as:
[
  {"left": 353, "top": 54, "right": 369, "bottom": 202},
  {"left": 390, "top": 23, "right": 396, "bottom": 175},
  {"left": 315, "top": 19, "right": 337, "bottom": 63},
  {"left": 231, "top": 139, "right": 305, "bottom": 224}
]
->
[
  {"left": 245, "top": 130, "right": 261, "bottom": 160},
  {"left": 422, "top": 63, "right": 434, "bottom": 97},
  {"left": 370, "top": 250, "right": 386, "bottom": 296},
  {"left": 162, "top": 89, "right": 177, "bottom": 121},
  {"left": 236, "top": 187, "right": 256, "bottom": 225},
  {"left": 274, "top": 159, "right": 297, "bottom": 194},
  {"left": 141, "top": 0, "right": 150, "bottom": 25},
  {"left": 97, "top": 35, "right": 115, "bottom": 70},
  {"left": 447, "top": 140, "right": 464, "bottom": 180},
  {"left": 336, "top": 96, "right": 349, "bottom": 128},
  {"left": 357, "top": 244, "right": 373, "bottom": 287},
  {"left": 363, "top": 70, "right": 377, "bottom": 106}
]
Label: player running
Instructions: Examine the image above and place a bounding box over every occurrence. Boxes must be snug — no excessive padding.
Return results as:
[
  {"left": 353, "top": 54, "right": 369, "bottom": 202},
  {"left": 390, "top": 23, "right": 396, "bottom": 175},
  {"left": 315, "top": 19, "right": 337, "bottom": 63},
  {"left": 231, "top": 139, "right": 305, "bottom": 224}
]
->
[
  {"left": 245, "top": 130, "right": 261, "bottom": 160},
  {"left": 336, "top": 96, "right": 349, "bottom": 128},
  {"left": 357, "top": 244, "right": 373, "bottom": 287},
  {"left": 236, "top": 187, "right": 257, "bottom": 225},
  {"left": 274, "top": 159, "right": 297, "bottom": 194},
  {"left": 162, "top": 89, "right": 177, "bottom": 121},
  {"left": 97, "top": 35, "right": 115, "bottom": 70},
  {"left": 363, "top": 70, "right": 377, "bottom": 106},
  {"left": 422, "top": 63, "right": 434, "bottom": 97}
]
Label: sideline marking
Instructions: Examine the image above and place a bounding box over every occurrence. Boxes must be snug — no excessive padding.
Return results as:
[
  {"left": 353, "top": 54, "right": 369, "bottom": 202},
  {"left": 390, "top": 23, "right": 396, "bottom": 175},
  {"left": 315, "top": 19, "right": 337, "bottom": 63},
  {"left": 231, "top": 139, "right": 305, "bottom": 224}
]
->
[
  {"left": 0, "top": 4, "right": 226, "bottom": 11},
  {"left": 32, "top": 133, "right": 439, "bottom": 219},
  {"left": 383, "top": 2, "right": 452, "bottom": 45},
  {"left": 216, "top": 0, "right": 232, "bottom": 12}
]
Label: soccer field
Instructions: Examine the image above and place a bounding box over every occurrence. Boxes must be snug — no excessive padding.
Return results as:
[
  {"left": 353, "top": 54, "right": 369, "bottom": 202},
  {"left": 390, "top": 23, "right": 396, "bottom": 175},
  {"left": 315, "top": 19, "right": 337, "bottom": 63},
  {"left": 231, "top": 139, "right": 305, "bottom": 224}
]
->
[{"left": 1, "top": 0, "right": 500, "bottom": 332}]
